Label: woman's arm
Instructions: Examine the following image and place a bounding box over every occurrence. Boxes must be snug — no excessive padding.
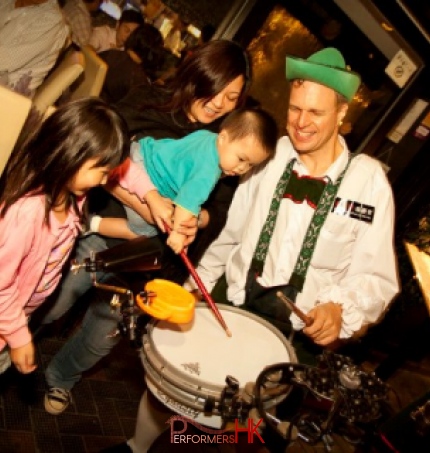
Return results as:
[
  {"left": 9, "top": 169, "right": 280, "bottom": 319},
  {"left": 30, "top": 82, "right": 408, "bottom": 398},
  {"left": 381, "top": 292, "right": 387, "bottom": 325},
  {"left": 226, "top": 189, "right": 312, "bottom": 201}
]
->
[{"left": 107, "top": 184, "right": 152, "bottom": 222}]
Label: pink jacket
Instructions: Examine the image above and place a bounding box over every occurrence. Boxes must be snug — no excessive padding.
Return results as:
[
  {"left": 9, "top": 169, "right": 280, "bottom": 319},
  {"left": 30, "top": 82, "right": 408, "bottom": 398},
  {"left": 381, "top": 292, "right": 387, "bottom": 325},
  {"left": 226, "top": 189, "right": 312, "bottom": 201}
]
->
[{"left": 0, "top": 158, "right": 154, "bottom": 351}]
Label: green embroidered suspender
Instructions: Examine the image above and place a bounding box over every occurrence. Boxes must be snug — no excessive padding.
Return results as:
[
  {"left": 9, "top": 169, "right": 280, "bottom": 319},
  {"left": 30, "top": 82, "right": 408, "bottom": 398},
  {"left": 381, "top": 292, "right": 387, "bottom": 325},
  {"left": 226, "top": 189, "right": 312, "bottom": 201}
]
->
[{"left": 251, "top": 156, "right": 352, "bottom": 291}]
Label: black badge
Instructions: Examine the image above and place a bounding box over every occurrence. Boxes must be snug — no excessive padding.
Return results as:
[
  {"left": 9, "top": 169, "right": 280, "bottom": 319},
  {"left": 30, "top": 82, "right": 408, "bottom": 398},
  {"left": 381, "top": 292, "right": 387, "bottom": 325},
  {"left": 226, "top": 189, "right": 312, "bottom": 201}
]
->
[{"left": 332, "top": 198, "right": 375, "bottom": 224}]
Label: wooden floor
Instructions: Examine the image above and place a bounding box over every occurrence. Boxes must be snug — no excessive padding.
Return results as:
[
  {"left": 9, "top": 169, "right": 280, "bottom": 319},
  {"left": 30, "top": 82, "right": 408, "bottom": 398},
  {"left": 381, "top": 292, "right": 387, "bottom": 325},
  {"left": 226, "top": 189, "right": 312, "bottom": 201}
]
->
[
  {"left": 1, "top": 321, "right": 429, "bottom": 453},
  {"left": 0, "top": 334, "right": 145, "bottom": 453}
]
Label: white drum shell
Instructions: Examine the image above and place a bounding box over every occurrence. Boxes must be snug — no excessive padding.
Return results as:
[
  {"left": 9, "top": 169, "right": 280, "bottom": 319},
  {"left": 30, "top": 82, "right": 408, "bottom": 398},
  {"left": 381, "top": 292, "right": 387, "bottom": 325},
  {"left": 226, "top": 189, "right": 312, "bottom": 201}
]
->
[{"left": 142, "top": 304, "right": 297, "bottom": 428}]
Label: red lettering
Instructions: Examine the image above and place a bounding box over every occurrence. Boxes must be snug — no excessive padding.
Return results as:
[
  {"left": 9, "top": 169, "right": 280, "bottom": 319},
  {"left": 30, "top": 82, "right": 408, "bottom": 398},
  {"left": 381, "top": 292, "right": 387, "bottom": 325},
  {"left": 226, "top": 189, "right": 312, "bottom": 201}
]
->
[
  {"left": 234, "top": 418, "right": 265, "bottom": 443},
  {"left": 171, "top": 419, "right": 187, "bottom": 436},
  {"left": 247, "top": 418, "right": 265, "bottom": 443},
  {"left": 234, "top": 419, "right": 249, "bottom": 442}
]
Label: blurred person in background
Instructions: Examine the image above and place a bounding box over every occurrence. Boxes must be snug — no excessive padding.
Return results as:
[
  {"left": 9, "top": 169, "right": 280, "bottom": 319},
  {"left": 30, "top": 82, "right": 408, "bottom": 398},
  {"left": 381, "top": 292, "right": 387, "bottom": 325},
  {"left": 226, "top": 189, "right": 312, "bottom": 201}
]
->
[
  {"left": 141, "top": 0, "right": 165, "bottom": 27},
  {"left": 162, "top": 14, "right": 184, "bottom": 57},
  {"left": 90, "top": 8, "right": 145, "bottom": 53},
  {"left": 61, "top": 0, "right": 103, "bottom": 48},
  {"left": 181, "top": 23, "right": 216, "bottom": 62},
  {"left": 99, "top": 23, "right": 165, "bottom": 103},
  {"left": 0, "top": 0, "right": 69, "bottom": 96}
]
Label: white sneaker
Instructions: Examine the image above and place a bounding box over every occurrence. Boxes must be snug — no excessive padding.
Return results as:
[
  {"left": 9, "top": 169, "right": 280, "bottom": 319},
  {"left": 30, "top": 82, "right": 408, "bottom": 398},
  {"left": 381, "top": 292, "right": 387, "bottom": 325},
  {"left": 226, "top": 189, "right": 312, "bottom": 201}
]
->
[{"left": 44, "top": 387, "right": 72, "bottom": 415}]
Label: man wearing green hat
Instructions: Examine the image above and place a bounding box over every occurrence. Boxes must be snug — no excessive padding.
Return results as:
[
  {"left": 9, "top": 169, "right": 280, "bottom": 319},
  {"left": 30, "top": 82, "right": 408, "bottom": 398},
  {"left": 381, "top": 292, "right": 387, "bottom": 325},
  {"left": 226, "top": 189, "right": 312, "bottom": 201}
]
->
[{"left": 188, "top": 47, "right": 399, "bottom": 353}]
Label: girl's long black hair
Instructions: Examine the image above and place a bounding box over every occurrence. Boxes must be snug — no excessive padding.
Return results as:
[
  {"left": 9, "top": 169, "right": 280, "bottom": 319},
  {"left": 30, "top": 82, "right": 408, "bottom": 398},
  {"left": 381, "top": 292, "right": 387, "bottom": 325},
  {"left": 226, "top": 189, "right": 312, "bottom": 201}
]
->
[{"left": 0, "top": 98, "right": 130, "bottom": 223}]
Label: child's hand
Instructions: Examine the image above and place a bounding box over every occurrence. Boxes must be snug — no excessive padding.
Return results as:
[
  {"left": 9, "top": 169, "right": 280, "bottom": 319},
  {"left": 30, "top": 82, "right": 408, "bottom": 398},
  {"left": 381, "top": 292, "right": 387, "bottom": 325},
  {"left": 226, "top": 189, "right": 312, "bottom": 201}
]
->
[
  {"left": 10, "top": 341, "right": 37, "bottom": 374},
  {"left": 182, "top": 229, "right": 197, "bottom": 247},
  {"left": 176, "top": 215, "right": 199, "bottom": 246},
  {"left": 145, "top": 190, "right": 174, "bottom": 232},
  {"left": 166, "top": 230, "right": 187, "bottom": 254}
]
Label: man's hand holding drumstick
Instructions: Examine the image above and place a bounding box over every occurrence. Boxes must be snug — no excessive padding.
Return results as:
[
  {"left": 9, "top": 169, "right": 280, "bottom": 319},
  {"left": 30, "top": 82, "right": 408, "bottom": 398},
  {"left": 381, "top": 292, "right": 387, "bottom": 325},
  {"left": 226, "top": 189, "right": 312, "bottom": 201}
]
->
[{"left": 276, "top": 292, "right": 342, "bottom": 346}]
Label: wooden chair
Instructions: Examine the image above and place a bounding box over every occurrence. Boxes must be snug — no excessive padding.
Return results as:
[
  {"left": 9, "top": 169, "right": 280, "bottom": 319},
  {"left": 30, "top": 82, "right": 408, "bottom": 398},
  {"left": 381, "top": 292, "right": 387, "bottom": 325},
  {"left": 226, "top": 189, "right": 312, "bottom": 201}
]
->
[
  {"left": 0, "top": 85, "right": 32, "bottom": 176},
  {"left": 69, "top": 45, "right": 108, "bottom": 100},
  {"left": 32, "top": 48, "right": 85, "bottom": 115}
]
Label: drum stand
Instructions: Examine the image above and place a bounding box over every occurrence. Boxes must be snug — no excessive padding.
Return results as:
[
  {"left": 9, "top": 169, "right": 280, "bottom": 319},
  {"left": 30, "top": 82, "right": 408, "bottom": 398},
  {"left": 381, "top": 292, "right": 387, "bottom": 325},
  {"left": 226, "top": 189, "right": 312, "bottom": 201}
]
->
[
  {"left": 252, "top": 351, "right": 391, "bottom": 451},
  {"left": 70, "top": 236, "right": 163, "bottom": 343}
]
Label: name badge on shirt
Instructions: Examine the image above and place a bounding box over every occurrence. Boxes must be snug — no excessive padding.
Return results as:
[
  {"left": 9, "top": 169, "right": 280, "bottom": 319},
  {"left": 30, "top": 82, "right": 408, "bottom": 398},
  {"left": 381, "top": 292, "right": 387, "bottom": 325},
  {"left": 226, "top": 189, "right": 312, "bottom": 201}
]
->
[{"left": 332, "top": 197, "right": 375, "bottom": 224}]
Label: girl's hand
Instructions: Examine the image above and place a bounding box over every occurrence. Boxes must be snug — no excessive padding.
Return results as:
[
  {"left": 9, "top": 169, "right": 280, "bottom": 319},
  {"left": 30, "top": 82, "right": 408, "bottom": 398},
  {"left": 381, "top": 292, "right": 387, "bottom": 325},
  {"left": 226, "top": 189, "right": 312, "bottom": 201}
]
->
[
  {"left": 10, "top": 341, "right": 37, "bottom": 374},
  {"left": 166, "top": 230, "right": 187, "bottom": 254},
  {"left": 145, "top": 190, "right": 174, "bottom": 232}
]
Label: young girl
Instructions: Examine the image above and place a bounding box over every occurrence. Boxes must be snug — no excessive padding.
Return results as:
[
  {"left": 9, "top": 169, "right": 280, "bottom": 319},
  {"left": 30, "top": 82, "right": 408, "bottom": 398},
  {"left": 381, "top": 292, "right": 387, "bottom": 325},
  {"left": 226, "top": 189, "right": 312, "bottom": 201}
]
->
[{"left": 0, "top": 98, "right": 165, "bottom": 375}]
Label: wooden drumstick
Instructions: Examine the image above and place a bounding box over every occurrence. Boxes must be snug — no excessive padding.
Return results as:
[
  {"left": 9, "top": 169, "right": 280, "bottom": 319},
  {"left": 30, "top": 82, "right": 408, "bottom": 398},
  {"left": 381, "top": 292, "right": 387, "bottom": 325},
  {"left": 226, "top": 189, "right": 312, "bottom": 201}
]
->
[
  {"left": 276, "top": 291, "right": 314, "bottom": 327},
  {"left": 162, "top": 221, "right": 232, "bottom": 337}
]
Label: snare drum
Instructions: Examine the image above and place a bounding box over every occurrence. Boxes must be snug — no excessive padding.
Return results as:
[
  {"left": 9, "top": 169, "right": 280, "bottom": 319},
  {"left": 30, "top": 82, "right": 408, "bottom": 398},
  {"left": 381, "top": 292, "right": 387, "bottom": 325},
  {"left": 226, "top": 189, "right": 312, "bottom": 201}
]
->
[{"left": 141, "top": 303, "right": 297, "bottom": 428}]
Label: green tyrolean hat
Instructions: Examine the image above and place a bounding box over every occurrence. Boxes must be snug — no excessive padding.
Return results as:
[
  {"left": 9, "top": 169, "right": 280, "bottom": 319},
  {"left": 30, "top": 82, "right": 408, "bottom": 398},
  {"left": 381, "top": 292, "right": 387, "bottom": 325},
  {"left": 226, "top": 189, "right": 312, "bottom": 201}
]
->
[{"left": 285, "top": 48, "right": 361, "bottom": 102}]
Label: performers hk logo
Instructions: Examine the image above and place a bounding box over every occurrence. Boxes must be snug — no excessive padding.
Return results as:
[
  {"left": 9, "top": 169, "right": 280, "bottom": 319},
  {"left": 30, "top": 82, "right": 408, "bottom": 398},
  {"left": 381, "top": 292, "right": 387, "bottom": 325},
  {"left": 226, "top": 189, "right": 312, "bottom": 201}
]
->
[{"left": 168, "top": 415, "right": 264, "bottom": 445}]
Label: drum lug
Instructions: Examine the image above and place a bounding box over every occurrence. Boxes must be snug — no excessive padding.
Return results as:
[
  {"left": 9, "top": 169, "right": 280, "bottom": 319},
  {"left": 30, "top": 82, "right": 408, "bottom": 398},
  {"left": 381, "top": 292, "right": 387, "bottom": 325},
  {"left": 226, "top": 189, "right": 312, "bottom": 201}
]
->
[
  {"left": 203, "top": 396, "right": 216, "bottom": 414},
  {"left": 226, "top": 375, "right": 240, "bottom": 391},
  {"left": 219, "top": 375, "right": 252, "bottom": 424}
]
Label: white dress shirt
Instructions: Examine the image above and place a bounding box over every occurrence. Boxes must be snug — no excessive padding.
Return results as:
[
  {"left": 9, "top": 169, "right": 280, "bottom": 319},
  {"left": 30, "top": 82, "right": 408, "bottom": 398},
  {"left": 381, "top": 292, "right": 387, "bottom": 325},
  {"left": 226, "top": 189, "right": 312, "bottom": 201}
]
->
[{"left": 187, "top": 135, "right": 400, "bottom": 339}]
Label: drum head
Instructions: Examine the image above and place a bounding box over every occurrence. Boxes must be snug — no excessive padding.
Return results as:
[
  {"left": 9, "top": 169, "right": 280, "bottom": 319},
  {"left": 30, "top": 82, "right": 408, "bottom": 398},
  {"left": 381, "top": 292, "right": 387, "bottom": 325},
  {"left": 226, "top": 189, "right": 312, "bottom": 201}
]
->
[
  {"left": 143, "top": 304, "right": 297, "bottom": 427},
  {"left": 146, "top": 304, "right": 296, "bottom": 391}
]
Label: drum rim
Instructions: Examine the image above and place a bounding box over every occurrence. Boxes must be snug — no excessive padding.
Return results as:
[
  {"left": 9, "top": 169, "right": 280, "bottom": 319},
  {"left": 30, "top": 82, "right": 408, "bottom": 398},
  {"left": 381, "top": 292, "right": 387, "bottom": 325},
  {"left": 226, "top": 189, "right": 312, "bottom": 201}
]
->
[
  {"left": 142, "top": 303, "right": 298, "bottom": 399},
  {"left": 143, "top": 352, "right": 212, "bottom": 415}
]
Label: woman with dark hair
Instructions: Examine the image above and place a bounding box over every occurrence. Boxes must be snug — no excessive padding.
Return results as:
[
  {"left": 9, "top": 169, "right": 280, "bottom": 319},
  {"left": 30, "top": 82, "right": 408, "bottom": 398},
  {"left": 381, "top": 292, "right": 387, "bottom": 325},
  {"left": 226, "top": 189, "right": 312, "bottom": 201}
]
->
[
  {"left": 118, "top": 39, "right": 250, "bottom": 137},
  {"left": 111, "top": 39, "right": 251, "bottom": 281},
  {"left": 99, "top": 23, "right": 165, "bottom": 104},
  {"left": 42, "top": 39, "right": 252, "bottom": 421}
]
